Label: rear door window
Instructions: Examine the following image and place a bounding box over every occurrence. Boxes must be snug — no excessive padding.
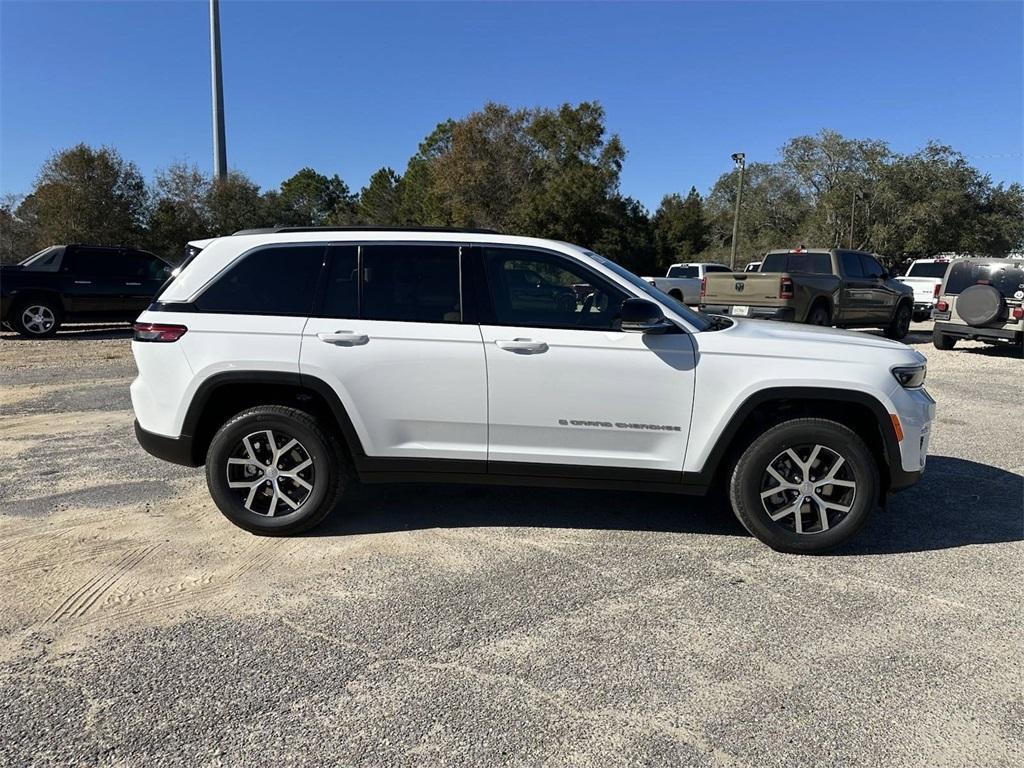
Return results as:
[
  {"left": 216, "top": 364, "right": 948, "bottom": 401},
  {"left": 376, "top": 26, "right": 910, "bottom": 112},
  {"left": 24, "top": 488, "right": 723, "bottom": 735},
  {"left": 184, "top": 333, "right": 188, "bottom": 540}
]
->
[
  {"left": 944, "top": 261, "right": 1024, "bottom": 297},
  {"left": 195, "top": 244, "right": 325, "bottom": 315},
  {"left": 320, "top": 245, "right": 359, "bottom": 319}
]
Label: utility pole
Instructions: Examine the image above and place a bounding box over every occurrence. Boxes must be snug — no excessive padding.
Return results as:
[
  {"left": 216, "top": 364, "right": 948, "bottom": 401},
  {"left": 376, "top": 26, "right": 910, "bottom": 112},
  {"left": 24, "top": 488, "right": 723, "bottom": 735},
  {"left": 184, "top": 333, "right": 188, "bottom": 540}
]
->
[
  {"left": 849, "top": 189, "right": 863, "bottom": 249},
  {"left": 210, "top": 0, "right": 227, "bottom": 181},
  {"left": 729, "top": 152, "right": 746, "bottom": 270}
]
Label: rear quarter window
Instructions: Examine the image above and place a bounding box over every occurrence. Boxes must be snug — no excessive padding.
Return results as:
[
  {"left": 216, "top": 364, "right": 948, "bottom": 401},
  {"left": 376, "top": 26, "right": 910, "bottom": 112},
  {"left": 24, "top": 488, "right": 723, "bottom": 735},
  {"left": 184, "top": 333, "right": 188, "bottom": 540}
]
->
[{"left": 195, "top": 244, "right": 326, "bottom": 315}]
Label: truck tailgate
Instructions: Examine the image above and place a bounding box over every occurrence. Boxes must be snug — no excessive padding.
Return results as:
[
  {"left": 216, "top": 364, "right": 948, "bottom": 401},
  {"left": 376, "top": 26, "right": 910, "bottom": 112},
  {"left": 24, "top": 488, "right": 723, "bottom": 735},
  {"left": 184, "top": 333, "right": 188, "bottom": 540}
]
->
[{"left": 702, "top": 272, "right": 781, "bottom": 304}]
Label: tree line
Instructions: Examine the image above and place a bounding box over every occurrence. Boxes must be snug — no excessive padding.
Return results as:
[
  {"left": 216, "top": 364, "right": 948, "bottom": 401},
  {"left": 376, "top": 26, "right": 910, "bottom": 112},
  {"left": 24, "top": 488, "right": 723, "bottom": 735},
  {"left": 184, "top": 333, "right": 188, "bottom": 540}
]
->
[{"left": 2, "top": 101, "right": 1021, "bottom": 273}]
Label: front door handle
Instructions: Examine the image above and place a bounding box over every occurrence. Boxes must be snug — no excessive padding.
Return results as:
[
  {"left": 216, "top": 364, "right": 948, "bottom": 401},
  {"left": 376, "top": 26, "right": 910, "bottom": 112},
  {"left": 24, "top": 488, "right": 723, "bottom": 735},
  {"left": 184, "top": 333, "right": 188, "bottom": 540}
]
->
[
  {"left": 495, "top": 338, "right": 548, "bottom": 354},
  {"left": 125, "top": 281, "right": 142, "bottom": 286},
  {"left": 74, "top": 280, "right": 92, "bottom": 285},
  {"left": 317, "top": 330, "right": 369, "bottom": 346}
]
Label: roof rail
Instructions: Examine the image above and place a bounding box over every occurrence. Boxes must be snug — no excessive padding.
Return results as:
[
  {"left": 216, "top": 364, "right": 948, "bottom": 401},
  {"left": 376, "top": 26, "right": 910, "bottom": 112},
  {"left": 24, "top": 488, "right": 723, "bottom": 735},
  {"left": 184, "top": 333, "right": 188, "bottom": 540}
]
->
[{"left": 231, "top": 226, "right": 501, "bottom": 236}]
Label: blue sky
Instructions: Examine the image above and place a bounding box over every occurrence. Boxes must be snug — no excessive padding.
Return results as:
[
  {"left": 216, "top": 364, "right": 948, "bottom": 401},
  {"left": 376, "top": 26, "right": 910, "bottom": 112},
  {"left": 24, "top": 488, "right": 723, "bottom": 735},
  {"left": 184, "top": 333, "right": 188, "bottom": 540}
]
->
[{"left": 2, "top": 1, "right": 1022, "bottom": 211}]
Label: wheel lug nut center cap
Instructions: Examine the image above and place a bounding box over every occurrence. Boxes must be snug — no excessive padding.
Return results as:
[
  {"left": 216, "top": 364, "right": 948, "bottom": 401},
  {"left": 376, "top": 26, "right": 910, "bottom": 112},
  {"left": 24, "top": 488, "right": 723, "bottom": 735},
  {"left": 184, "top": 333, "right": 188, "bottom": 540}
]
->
[{"left": 265, "top": 466, "right": 279, "bottom": 480}]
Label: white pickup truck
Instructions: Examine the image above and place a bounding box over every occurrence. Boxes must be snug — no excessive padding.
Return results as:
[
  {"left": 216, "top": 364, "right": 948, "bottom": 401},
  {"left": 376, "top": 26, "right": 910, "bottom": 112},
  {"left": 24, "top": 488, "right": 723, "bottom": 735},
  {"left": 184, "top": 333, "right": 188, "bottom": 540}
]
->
[
  {"left": 895, "top": 258, "right": 953, "bottom": 321},
  {"left": 644, "top": 262, "right": 732, "bottom": 304}
]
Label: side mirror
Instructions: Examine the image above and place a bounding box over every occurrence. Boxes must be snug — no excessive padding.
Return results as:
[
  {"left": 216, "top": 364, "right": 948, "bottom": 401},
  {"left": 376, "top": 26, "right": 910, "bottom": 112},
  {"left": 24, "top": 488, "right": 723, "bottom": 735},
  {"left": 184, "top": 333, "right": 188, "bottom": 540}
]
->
[{"left": 620, "top": 298, "right": 675, "bottom": 334}]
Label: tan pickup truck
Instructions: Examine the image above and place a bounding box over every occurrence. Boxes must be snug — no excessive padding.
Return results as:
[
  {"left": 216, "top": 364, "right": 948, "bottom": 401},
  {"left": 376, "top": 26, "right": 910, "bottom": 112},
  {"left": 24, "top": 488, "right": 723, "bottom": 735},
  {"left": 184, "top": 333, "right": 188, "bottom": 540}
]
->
[{"left": 700, "top": 248, "right": 915, "bottom": 339}]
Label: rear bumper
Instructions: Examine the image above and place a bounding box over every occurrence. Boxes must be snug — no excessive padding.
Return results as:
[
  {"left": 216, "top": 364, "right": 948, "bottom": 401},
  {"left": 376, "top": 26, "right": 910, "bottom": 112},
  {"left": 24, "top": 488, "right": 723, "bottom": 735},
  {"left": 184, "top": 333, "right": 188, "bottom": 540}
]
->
[
  {"left": 701, "top": 304, "right": 796, "bottom": 321},
  {"left": 933, "top": 321, "right": 1022, "bottom": 343},
  {"left": 134, "top": 420, "right": 199, "bottom": 467}
]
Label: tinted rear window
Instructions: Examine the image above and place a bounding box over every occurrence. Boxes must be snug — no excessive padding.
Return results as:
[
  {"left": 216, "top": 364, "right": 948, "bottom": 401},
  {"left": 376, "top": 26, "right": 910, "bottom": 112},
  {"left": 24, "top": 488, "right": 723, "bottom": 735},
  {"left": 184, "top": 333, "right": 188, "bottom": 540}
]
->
[
  {"left": 761, "top": 252, "right": 832, "bottom": 274},
  {"left": 944, "top": 261, "right": 1024, "bottom": 298},
  {"left": 906, "top": 262, "right": 950, "bottom": 279},
  {"left": 667, "top": 265, "right": 698, "bottom": 278},
  {"left": 196, "top": 245, "right": 325, "bottom": 315}
]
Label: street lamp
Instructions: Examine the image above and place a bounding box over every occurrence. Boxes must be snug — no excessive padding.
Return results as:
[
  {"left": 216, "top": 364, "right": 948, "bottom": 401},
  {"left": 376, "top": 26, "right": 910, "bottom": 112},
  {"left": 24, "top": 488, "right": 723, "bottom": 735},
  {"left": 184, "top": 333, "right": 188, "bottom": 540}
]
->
[
  {"left": 729, "top": 152, "right": 746, "bottom": 270},
  {"left": 210, "top": 0, "right": 227, "bottom": 181}
]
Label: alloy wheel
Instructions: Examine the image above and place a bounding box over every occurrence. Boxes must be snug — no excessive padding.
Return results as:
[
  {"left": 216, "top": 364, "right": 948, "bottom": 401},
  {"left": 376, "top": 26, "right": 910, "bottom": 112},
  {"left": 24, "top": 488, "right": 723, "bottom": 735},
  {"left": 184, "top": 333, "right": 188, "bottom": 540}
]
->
[
  {"left": 759, "top": 443, "right": 857, "bottom": 534},
  {"left": 21, "top": 305, "right": 55, "bottom": 334},
  {"left": 225, "top": 429, "right": 314, "bottom": 517}
]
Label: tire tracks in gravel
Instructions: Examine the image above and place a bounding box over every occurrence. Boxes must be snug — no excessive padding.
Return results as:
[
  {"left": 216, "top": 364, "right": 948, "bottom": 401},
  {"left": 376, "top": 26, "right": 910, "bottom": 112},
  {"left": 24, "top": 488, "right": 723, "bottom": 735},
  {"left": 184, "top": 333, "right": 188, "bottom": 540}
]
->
[
  {"left": 45, "top": 544, "right": 160, "bottom": 623},
  {"left": 72, "top": 540, "right": 296, "bottom": 628}
]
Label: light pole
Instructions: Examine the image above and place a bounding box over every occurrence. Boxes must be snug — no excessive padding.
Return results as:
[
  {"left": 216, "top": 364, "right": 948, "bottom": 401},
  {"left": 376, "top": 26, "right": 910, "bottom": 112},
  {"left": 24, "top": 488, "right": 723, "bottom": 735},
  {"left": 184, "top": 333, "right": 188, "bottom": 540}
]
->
[
  {"left": 729, "top": 152, "right": 746, "bottom": 270},
  {"left": 210, "top": 0, "right": 227, "bottom": 181}
]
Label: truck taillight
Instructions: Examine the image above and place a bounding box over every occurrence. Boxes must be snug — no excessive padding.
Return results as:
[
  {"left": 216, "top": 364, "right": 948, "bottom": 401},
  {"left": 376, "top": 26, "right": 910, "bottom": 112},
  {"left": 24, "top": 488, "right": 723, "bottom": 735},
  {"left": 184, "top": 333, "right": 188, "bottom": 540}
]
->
[
  {"left": 133, "top": 322, "right": 188, "bottom": 342},
  {"left": 699, "top": 276, "right": 707, "bottom": 300},
  {"left": 933, "top": 284, "right": 942, "bottom": 298},
  {"left": 935, "top": 300, "right": 949, "bottom": 312},
  {"left": 779, "top": 277, "right": 794, "bottom": 300},
  {"left": 1012, "top": 307, "right": 1024, "bottom": 320}
]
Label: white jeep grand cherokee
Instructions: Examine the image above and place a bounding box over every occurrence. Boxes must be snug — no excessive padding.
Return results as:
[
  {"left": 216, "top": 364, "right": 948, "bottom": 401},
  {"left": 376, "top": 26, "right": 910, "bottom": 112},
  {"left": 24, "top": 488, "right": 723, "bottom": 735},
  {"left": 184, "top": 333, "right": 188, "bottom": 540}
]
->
[{"left": 131, "top": 228, "right": 934, "bottom": 553}]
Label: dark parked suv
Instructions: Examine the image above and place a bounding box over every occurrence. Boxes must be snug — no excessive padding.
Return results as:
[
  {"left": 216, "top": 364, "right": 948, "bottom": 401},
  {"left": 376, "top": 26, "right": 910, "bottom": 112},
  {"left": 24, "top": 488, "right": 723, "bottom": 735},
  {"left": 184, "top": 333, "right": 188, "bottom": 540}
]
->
[{"left": 1, "top": 244, "right": 172, "bottom": 337}]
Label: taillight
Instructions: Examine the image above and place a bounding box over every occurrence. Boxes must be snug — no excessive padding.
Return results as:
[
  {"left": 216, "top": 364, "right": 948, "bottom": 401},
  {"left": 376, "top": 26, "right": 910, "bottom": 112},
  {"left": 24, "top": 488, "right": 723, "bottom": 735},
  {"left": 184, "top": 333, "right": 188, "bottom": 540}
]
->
[
  {"left": 935, "top": 300, "right": 949, "bottom": 312},
  {"left": 1012, "top": 307, "right": 1024, "bottom": 320},
  {"left": 699, "top": 276, "right": 707, "bottom": 300},
  {"left": 779, "top": 277, "right": 794, "bottom": 300},
  {"left": 933, "top": 283, "right": 941, "bottom": 298},
  {"left": 133, "top": 322, "right": 187, "bottom": 342}
]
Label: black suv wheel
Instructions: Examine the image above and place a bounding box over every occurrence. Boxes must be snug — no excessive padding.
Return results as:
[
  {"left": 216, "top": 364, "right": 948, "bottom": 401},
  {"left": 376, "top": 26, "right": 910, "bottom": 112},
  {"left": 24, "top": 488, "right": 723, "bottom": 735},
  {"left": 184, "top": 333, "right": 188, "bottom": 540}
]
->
[
  {"left": 205, "top": 405, "right": 351, "bottom": 535},
  {"left": 11, "top": 297, "right": 62, "bottom": 338},
  {"left": 729, "top": 418, "right": 879, "bottom": 554},
  {"left": 884, "top": 302, "right": 912, "bottom": 340}
]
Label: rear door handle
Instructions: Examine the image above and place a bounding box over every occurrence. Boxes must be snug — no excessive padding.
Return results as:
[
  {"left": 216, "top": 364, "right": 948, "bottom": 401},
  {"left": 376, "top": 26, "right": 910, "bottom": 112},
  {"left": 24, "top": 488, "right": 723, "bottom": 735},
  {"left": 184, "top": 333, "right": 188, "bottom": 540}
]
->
[
  {"left": 317, "top": 330, "right": 369, "bottom": 346},
  {"left": 125, "top": 282, "right": 142, "bottom": 286},
  {"left": 74, "top": 280, "right": 92, "bottom": 285},
  {"left": 495, "top": 338, "right": 548, "bottom": 354}
]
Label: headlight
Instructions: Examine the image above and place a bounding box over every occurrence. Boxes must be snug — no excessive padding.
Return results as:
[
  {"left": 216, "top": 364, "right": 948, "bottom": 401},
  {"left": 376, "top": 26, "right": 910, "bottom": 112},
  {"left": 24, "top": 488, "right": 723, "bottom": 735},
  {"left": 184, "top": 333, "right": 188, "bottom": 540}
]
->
[{"left": 891, "top": 364, "right": 926, "bottom": 388}]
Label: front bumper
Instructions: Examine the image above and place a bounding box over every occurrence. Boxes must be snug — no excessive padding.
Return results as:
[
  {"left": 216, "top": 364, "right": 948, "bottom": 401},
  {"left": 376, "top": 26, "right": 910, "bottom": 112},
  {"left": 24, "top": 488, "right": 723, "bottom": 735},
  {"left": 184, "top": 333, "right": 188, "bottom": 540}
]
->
[
  {"left": 887, "top": 386, "right": 936, "bottom": 492},
  {"left": 701, "top": 304, "right": 796, "bottom": 322}
]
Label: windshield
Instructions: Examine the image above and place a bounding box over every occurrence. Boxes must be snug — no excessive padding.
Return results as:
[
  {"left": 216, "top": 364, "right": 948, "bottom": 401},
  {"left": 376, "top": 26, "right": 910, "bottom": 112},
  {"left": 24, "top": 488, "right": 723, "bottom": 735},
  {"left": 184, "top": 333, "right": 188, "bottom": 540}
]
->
[
  {"left": 906, "top": 261, "right": 950, "bottom": 279},
  {"left": 18, "top": 246, "right": 62, "bottom": 270},
  {"left": 584, "top": 251, "right": 713, "bottom": 331},
  {"left": 944, "top": 261, "right": 1024, "bottom": 298},
  {"left": 667, "top": 265, "right": 698, "bottom": 278}
]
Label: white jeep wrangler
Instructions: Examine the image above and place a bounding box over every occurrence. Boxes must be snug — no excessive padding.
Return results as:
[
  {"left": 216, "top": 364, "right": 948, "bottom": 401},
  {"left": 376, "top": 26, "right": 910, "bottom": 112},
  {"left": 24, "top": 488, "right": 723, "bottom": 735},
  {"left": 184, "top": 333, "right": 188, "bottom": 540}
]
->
[{"left": 131, "top": 228, "right": 935, "bottom": 553}]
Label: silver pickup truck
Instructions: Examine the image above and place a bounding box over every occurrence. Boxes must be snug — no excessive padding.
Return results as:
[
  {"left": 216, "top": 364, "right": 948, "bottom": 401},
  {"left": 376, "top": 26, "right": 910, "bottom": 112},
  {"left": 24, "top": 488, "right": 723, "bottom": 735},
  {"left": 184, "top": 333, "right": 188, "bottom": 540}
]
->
[{"left": 642, "top": 262, "right": 731, "bottom": 304}]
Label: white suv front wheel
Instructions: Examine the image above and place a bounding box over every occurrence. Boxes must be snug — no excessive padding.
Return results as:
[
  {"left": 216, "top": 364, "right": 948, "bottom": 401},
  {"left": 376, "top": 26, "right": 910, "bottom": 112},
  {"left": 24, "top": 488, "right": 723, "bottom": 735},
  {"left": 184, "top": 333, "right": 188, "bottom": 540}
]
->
[
  {"left": 205, "top": 406, "right": 351, "bottom": 535},
  {"left": 729, "top": 418, "right": 879, "bottom": 553}
]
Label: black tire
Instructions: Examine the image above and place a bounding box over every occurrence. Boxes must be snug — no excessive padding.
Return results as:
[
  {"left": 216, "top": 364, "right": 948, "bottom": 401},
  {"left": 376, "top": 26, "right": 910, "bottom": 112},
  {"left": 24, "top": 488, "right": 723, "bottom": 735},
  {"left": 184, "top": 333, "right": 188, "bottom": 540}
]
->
[
  {"left": 806, "top": 304, "right": 831, "bottom": 326},
  {"left": 884, "top": 302, "right": 912, "bottom": 340},
  {"left": 932, "top": 329, "right": 956, "bottom": 350},
  {"left": 728, "top": 418, "right": 879, "bottom": 554},
  {"left": 668, "top": 289, "right": 683, "bottom": 301},
  {"left": 205, "top": 405, "right": 352, "bottom": 535},
  {"left": 912, "top": 311, "right": 929, "bottom": 323},
  {"left": 10, "top": 297, "right": 62, "bottom": 338}
]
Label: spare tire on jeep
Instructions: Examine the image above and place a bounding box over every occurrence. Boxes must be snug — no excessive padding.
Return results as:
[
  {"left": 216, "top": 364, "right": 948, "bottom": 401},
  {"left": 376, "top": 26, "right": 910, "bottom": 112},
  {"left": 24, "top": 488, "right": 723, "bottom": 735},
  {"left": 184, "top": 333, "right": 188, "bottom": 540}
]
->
[{"left": 956, "top": 284, "right": 1006, "bottom": 326}]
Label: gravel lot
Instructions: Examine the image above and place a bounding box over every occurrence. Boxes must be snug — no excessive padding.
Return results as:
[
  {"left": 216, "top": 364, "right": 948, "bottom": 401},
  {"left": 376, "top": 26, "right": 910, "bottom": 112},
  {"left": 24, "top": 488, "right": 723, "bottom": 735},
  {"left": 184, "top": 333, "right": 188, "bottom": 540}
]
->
[{"left": 0, "top": 322, "right": 1021, "bottom": 767}]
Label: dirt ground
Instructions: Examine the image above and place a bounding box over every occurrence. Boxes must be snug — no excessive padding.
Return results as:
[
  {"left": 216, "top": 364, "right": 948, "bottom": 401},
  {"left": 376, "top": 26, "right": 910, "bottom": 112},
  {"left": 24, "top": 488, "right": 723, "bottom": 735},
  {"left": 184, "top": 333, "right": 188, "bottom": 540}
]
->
[{"left": 0, "top": 322, "right": 1021, "bottom": 767}]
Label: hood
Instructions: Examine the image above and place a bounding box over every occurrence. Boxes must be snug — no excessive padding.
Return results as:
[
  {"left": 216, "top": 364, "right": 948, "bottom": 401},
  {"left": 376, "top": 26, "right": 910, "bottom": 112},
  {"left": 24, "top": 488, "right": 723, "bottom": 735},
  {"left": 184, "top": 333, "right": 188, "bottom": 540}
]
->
[{"left": 703, "top": 317, "right": 926, "bottom": 365}]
